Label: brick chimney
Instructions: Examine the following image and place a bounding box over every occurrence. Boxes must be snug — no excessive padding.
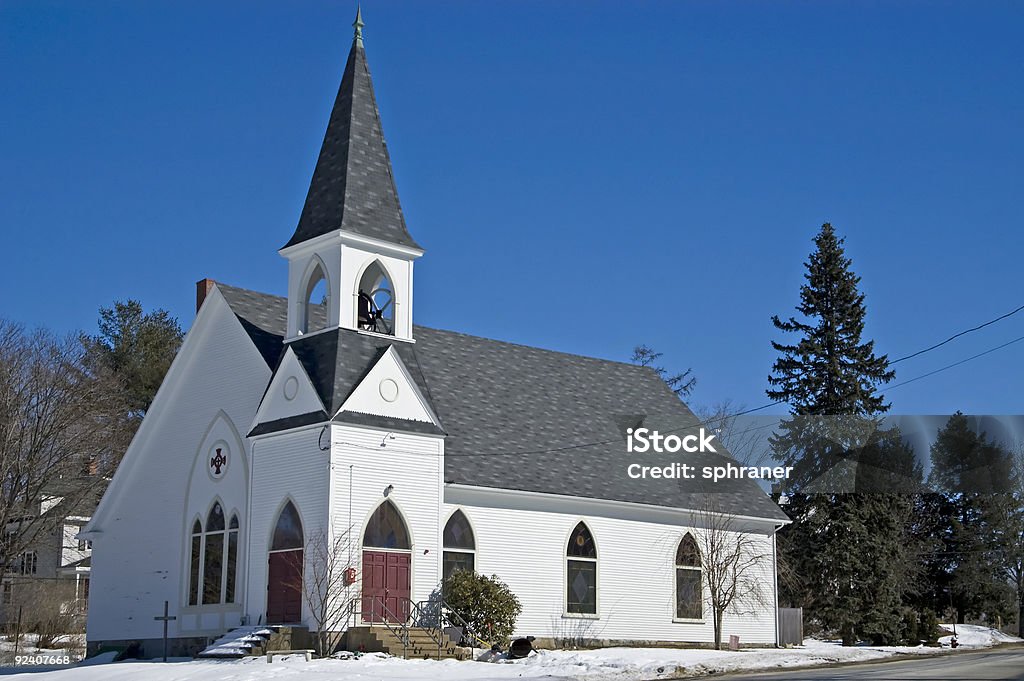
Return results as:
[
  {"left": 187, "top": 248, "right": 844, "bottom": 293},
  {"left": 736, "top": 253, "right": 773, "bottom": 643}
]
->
[{"left": 196, "top": 278, "right": 216, "bottom": 314}]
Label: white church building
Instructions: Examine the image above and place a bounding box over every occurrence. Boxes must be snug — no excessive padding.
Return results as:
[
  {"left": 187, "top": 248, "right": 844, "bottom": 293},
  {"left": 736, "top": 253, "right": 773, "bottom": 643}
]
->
[{"left": 83, "top": 13, "right": 788, "bottom": 657}]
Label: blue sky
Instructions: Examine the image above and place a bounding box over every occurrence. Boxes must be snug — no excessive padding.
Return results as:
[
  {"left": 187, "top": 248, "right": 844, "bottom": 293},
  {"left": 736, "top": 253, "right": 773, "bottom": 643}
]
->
[{"left": 1, "top": 1, "right": 1021, "bottom": 416}]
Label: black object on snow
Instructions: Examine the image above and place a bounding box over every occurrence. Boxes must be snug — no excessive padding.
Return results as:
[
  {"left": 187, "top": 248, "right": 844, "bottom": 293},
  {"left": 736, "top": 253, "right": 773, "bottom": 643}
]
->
[{"left": 508, "top": 636, "right": 535, "bottom": 659}]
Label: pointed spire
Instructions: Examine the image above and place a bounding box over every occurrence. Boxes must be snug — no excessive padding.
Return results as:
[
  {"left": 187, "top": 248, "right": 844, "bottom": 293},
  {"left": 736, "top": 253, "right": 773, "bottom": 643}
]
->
[
  {"left": 284, "top": 11, "right": 420, "bottom": 251},
  {"left": 352, "top": 6, "right": 364, "bottom": 47}
]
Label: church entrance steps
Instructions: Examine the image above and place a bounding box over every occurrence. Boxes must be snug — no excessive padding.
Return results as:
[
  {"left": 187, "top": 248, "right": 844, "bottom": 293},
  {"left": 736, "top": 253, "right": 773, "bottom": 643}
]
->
[
  {"left": 344, "top": 626, "right": 470, "bottom": 660},
  {"left": 197, "top": 624, "right": 310, "bottom": 659}
]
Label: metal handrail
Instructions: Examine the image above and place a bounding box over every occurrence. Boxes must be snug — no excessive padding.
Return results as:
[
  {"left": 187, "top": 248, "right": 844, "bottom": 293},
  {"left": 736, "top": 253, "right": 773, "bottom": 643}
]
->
[
  {"left": 349, "top": 594, "right": 487, "bottom": 659},
  {"left": 349, "top": 596, "right": 411, "bottom": 658},
  {"left": 436, "top": 598, "right": 492, "bottom": 649}
]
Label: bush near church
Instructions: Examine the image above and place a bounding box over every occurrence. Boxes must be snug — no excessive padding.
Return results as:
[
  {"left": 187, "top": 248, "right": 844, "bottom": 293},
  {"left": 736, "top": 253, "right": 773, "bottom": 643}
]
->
[{"left": 443, "top": 571, "right": 522, "bottom": 647}]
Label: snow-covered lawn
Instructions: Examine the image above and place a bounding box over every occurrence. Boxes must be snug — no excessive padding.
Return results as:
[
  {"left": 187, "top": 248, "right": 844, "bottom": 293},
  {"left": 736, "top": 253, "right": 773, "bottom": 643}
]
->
[
  {"left": 0, "top": 634, "right": 85, "bottom": 667},
  {"left": 0, "top": 626, "right": 1019, "bottom": 680}
]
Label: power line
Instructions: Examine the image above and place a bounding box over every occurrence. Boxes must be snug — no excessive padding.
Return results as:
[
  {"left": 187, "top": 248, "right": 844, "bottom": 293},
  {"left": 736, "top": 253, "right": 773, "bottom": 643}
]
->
[
  {"left": 325, "top": 312, "right": 1024, "bottom": 461},
  {"left": 887, "top": 334, "right": 1024, "bottom": 390},
  {"left": 434, "top": 330, "right": 1024, "bottom": 459},
  {"left": 890, "top": 302, "right": 1024, "bottom": 364}
]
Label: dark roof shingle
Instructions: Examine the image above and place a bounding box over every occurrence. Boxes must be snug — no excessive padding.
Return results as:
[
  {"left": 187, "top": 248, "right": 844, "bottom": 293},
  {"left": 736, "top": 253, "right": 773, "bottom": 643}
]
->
[
  {"left": 217, "top": 283, "right": 787, "bottom": 521},
  {"left": 283, "top": 37, "right": 419, "bottom": 250}
]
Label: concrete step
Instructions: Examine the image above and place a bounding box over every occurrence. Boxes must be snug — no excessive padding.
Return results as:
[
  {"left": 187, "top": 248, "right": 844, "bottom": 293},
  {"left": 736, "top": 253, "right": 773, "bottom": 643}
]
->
[
  {"left": 197, "top": 626, "right": 278, "bottom": 658},
  {"left": 344, "top": 626, "right": 470, "bottom": 660},
  {"left": 197, "top": 624, "right": 312, "bottom": 659}
]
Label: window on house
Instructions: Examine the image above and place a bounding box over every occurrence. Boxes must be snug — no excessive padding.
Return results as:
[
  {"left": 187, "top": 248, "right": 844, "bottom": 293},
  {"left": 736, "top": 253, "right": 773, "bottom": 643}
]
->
[
  {"left": 566, "top": 522, "right": 597, "bottom": 615},
  {"left": 188, "top": 519, "right": 202, "bottom": 606},
  {"left": 675, "top": 533, "right": 702, "bottom": 620},
  {"left": 363, "top": 500, "right": 410, "bottom": 549},
  {"left": 18, "top": 551, "right": 37, "bottom": 575},
  {"left": 80, "top": 577, "right": 90, "bottom": 602},
  {"left": 2, "top": 581, "right": 11, "bottom": 603},
  {"left": 442, "top": 510, "right": 475, "bottom": 583},
  {"left": 2, "top": 530, "right": 15, "bottom": 554}
]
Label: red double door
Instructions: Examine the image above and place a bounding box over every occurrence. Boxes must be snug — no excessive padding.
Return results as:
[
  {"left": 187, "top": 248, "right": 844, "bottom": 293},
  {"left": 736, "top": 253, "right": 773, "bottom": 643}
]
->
[
  {"left": 266, "top": 549, "right": 303, "bottom": 623},
  {"left": 361, "top": 550, "right": 411, "bottom": 623}
]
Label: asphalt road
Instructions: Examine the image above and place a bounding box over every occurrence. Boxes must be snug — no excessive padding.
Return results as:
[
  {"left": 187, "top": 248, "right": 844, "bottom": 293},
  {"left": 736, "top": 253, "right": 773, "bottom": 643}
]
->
[{"left": 712, "top": 647, "right": 1024, "bottom": 680}]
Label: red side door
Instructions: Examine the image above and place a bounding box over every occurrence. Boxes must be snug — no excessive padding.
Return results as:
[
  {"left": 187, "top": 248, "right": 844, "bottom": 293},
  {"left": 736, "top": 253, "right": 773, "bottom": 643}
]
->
[
  {"left": 267, "top": 549, "right": 303, "bottom": 623},
  {"left": 361, "top": 551, "right": 411, "bottom": 623}
]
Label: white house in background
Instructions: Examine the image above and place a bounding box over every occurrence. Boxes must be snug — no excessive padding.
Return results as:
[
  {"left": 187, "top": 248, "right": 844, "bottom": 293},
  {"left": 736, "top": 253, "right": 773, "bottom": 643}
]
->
[
  {"left": 82, "top": 13, "right": 788, "bottom": 657},
  {"left": 2, "top": 482, "right": 99, "bottom": 627}
]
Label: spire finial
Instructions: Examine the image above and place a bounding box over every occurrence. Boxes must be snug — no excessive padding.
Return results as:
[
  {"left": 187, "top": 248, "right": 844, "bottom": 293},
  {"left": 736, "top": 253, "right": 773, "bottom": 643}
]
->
[{"left": 353, "top": 6, "right": 364, "bottom": 46}]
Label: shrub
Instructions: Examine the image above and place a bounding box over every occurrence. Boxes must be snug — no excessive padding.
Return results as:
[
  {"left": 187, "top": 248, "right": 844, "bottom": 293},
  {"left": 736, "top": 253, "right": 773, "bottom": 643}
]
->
[
  {"left": 921, "top": 610, "right": 941, "bottom": 645},
  {"left": 442, "top": 571, "right": 522, "bottom": 647},
  {"left": 901, "top": 608, "right": 920, "bottom": 645}
]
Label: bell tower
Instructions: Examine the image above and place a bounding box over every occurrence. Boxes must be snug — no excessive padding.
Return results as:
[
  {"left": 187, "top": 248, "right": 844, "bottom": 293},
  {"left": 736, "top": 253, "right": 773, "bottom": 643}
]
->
[{"left": 280, "top": 8, "right": 422, "bottom": 342}]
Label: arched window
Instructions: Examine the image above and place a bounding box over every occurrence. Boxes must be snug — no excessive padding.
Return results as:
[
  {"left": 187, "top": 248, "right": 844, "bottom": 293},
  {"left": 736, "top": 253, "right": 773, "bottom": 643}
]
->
[
  {"left": 188, "top": 519, "right": 202, "bottom": 605},
  {"left": 271, "top": 501, "right": 304, "bottom": 551},
  {"left": 189, "top": 503, "right": 243, "bottom": 607},
  {"left": 363, "top": 500, "right": 410, "bottom": 549},
  {"left": 226, "top": 514, "right": 239, "bottom": 603},
  {"left": 675, "top": 533, "right": 702, "bottom": 620},
  {"left": 302, "top": 261, "right": 329, "bottom": 334},
  {"left": 202, "top": 503, "right": 225, "bottom": 605},
  {"left": 267, "top": 501, "right": 304, "bottom": 623},
  {"left": 442, "top": 510, "right": 475, "bottom": 582},
  {"left": 356, "top": 260, "right": 394, "bottom": 335},
  {"left": 566, "top": 522, "right": 597, "bottom": 615}
]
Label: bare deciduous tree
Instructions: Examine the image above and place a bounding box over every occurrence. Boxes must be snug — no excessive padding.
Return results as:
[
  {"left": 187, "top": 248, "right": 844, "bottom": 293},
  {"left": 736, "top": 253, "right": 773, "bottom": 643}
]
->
[
  {"left": 695, "top": 400, "right": 776, "bottom": 468},
  {"left": 0, "top": 320, "right": 126, "bottom": 585},
  {"left": 293, "top": 527, "right": 357, "bottom": 657},
  {"left": 696, "top": 496, "right": 772, "bottom": 650}
]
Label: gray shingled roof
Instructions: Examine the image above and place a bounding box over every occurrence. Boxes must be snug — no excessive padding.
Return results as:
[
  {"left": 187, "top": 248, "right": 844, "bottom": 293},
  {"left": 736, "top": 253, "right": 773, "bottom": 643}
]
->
[
  {"left": 283, "top": 35, "right": 419, "bottom": 250},
  {"left": 217, "top": 283, "right": 787, "bottom": 521}
]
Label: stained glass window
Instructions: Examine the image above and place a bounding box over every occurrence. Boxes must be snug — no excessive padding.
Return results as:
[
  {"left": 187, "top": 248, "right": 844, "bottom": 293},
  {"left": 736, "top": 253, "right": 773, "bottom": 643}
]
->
[
  {"left": 442, "top": 510, "right": 475, "bottom": 582},
  {"left": 566, "top": 522, "right": 597, "bottom": 614},
  {"left": 675, "top": 533, "right": 702, "bottom": 619},
  {"left": 271, "top": 501, "right": 304, "bottom": 551},
  {"left": 188, "top": 519, "right": 202, "bottom": 605},
  {"left": 226, "top": 514, "right": 239, "bottom": 603},
  {"left": 363, "top": 501, "right": 410, "bottom": 549}
]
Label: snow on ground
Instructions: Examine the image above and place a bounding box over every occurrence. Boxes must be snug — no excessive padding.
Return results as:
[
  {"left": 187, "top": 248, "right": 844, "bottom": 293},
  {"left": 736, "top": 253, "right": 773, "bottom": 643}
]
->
[
  {"left": 938, "top": 623, "right": 1022, "bottom": 648},
  {"left": 0, "top": 626, "right": 1019, "bottom": 681},
  {"left": 0, "top": 634, "right": 84, "bottom": 663}
]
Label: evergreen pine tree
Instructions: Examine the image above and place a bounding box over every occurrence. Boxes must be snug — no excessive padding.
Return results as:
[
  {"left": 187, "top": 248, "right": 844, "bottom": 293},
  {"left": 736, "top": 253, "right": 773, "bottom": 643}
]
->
[
  {"left": 926, "top": 412, "right": 1016, "bottom": 623},
  {"left": 768, "top": 223, "right": 916, "bottom": 645}
]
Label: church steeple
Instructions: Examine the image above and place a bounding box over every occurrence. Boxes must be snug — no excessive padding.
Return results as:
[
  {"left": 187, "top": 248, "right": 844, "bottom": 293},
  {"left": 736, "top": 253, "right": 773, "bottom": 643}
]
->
[
  {"left": 280, "top": 11, "right": 422, "bottom": 343},
  {"left": 283, "top": 8, "right": 419, "bottom": 250}
]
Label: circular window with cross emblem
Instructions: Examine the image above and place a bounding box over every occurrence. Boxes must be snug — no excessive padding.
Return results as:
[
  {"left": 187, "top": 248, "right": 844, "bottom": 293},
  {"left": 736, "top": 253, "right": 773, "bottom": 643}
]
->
[{"left": 208, "top": 442, "right": 229, "bottom": 481}]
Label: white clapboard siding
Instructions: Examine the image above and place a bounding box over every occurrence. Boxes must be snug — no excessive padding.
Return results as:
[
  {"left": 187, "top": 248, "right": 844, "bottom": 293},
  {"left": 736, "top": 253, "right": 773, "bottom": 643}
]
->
[
  {"left": 443, "top": 494, "right": 778, "bottom": 644},
  {"left": 245, "top": 426, "right": 332, "bottom": 626},
  {"left": 329, "top": 426, "right": 444, "bottom": 608},
  {"left": 86, "top": 292, "right": 269, "bottom": 642}
]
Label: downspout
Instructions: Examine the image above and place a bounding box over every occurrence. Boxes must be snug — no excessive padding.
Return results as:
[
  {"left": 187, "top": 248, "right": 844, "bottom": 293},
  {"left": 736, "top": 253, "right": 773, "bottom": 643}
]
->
[
  {"left": 773, "top": 525, "right": 781, "bottom": 647},
  {"left": 244, "top": 439, "right": 257, "bottom": 624}
]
